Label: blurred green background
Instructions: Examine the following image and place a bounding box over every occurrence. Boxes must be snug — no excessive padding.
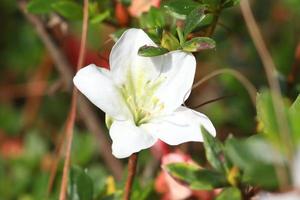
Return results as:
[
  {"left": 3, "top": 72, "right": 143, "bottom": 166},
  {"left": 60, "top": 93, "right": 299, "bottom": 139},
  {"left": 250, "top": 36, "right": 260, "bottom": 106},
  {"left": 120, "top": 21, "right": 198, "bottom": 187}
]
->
[{"left": 0, "top": 0, "right": 299, "bottom": 199}]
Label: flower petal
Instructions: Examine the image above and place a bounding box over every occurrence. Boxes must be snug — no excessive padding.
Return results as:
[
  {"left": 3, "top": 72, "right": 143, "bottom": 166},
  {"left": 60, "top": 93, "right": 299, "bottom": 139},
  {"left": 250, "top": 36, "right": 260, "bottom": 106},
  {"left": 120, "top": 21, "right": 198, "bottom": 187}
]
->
[
  {"left": 109, "top": 28, "right": 162, "bottom": 85},
  {"left": 73, "top": 64, "right": 131, "bottom": 120},
  {"left": 154, "top": 51, "right": 196, "bottom": 113},
  {"left": 110, "top": 120, "right": 157, "bottom": 158},
  {"left": 144, "top": 106, "right": 216, "bottom": 145}
]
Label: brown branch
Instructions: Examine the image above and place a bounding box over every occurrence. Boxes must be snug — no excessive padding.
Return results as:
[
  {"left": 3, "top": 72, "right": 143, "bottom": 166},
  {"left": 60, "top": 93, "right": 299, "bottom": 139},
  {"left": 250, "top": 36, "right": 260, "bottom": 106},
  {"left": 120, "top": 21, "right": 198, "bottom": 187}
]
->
[
  {"left": 123, "top": 153, "right": 138, "bottom": 200},
  {"left": 59, "top": 0, "right": 90, "bottom": 196},
  {"left": 18, "top": 0, "right": 123, "bottom": 182}
]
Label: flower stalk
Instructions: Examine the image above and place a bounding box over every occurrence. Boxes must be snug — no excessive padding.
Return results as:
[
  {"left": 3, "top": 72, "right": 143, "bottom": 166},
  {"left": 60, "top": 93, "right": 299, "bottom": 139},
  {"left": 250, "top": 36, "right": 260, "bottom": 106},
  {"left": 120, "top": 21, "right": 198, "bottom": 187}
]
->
[{"left": 124, "top": 153, "right": 139, "bottom": 200}]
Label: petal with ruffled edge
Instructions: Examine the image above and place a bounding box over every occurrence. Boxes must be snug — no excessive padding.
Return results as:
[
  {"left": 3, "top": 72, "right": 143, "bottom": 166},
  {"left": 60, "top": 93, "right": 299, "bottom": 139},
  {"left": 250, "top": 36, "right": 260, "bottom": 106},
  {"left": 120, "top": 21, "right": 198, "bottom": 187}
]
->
[
  {"left": 73, "top": 64, "right": 131, "bottom": 120},
  {"left": 110, "top": 120, "right": 157, "bottom": 158},
  {"left": 143, "top": 106, "right": 216, "bottom": 145}
]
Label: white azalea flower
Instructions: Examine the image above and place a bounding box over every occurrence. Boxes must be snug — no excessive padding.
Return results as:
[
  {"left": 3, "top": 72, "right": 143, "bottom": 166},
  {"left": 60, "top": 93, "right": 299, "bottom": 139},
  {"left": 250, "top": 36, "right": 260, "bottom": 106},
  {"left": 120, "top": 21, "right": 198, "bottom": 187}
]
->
[{"left": 73, "top": 28, "right": 216, "bottom": 158}]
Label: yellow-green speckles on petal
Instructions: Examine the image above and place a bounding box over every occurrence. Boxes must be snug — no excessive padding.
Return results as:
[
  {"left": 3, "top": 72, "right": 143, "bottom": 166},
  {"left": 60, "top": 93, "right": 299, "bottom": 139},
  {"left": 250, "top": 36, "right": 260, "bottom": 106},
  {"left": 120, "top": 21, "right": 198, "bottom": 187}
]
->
[{"left": 119, "top": 67, "right": 165, "bottom": 126}]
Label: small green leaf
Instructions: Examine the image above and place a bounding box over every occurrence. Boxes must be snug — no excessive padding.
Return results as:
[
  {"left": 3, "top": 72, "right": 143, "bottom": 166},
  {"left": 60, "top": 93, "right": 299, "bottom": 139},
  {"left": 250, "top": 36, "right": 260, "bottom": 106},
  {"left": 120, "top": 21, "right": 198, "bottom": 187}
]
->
[
  {"left": 166, "top": 163, "right": 228, "bottom": 190},
  {"left": 202, "top": 0, "right": 222, "bottom": 7},
  {"left": 182, "top": 37, "right": 216, "bottom": 52},
  {"left": 195, "top": 13, "right": 215, "bottom": 29},
  {"left": 222, "top": 0, "right": 240, "bottom": 8},
  {"left": 225, "top": 136, "right": 282, "bottom": 189},
  {"left": 201, "top": 127, "right": 228, "bottom": 173},
  {"left": 140, "top": 7, "right": 165, "bottom": 29},
  {"left": 161, "top": 31, "right": 180, "bottom": 50},
  {"left": 163, "top": 0, "right": 200, "bottom": 19},
  {"left": 27, "top": 0, "right": 55, "bottom": 14},
  {"left": 69, "top": 166, "right": 93, "bottom": 200},
  {"left": 52, "top": 1, "right": 83, "bottom": 20},
  {"left": 216, "top": 187, "right": 242, "bottom": 200},
  {"left": 138, "top": 45, "right": 169, "bottom": 57},
  {"left": 256, "top": 90, "right": 290, "bottom": 148},
  {"left": 183, "top": 6, "right": 206, "bottom": 36},
  {"left": 289, "top": 95, "right": 300, "bottom": 143},
  {"left": 90, "top": 10, "right": 110, "bottom": 24}
]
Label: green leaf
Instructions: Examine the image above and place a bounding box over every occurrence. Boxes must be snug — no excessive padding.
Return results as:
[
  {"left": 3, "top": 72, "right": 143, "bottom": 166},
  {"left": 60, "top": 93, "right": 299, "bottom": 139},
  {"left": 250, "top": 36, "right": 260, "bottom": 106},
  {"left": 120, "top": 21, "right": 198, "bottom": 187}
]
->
[
  {"left": 140, "top": 7, "right": 165, "bottom": 29},
  {"left": 110, "top": 29, "right": 127, "bottom": 42},
  {"left": 27, "top": 0, "right": 55, "bottom": 14},
  {"left": 183, "top": 6, "right": 206, "bottom": 36},
  {"left": 257, "top": 91, "right": 280, "bottom": 143},
  {"left": 90, "top": 10, "right": 110, "bottom": 24},
  {"left": 216, "top": 187, "right": 242, "bottom": 200},
  {"left": 202, "top": 0, "right": 222, "bottom": 7},
  {"left": 69, "top": 166, "right": 93, "bottom": 200},
  {"left": 201, "top": 127, "right": 230, "bottom": 173},
  {"left": 225, "top": 136, "right": 282, "bottom": 189},
  {"left": 163, "top": 0, "right": 200, "bottom": 19},
  {"left": 222, "top": 0, "right": 240, "bottom": 8},
  {"left": 52, "top": 1, "right": 83, "bottom": 20},
  {"left": 195, "top": 13, "right": 215, "bottom": 29},
  {"left": 182, "top": 37, "right": 216, "bottom": 52},
  {"left": 138, "top": 45, "right": 169, "bottom": 57},
  {"left": 289, "top": 95, "right": 300, "bottom": 143},
  {"left": 161, "top": 31, "right": 180, "bottom": 50},
  {"left": 166, "top": 163, "right": 228, "bottom": 190}
]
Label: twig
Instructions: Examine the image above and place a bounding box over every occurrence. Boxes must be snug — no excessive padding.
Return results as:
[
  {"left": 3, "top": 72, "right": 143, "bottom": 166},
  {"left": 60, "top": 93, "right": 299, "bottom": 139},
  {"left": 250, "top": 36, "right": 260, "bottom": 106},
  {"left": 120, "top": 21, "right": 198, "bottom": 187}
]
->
[
  {"left": 18, "top": 0, "right": 123, "bottom": 180},
  {"left": 123, "top": 153, "right": 139, "bottom": 200},
  {"left": 59, "top": 0, "right": 89, "bottom": 198},
  {"left": 192, "top": 68, "right": 257, "bottom": 106},
  {"left": 190, "top": 94, "right": 235, "bottom": 109},
  {"left": 240, "top": 0, "right": 292, "bottom": 189}
]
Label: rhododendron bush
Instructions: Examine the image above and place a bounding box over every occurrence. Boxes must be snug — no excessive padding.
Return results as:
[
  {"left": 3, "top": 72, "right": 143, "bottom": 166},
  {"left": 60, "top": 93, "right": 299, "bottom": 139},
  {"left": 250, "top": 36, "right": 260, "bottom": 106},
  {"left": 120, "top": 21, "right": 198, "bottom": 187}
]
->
[{"left": 0, "top": 0, "right": 299, "bottom": 200}]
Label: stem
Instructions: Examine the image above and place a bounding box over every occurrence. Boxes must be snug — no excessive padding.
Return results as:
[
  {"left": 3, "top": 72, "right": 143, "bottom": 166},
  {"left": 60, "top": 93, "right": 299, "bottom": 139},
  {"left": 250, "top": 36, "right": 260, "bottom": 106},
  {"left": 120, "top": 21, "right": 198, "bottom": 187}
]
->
[
  {"left": 240, "top": 0, "right": 292, "bottom": 189},
  {"left": 59, "top": 0, "right": 89, "bottom": 199},
  {"left": 123, "top": 153, "right": 139, "bottom": 200},
  {"left": 192, "top": 68, "right": 257, "bottom": 107}
]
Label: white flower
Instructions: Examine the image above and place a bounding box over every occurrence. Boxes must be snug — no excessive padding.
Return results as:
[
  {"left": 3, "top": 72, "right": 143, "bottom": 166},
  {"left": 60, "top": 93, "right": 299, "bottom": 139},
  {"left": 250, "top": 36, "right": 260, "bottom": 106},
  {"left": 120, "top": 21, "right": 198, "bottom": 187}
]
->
[{"left": 73, "top": 28, "right": 216, "bottom": 158}]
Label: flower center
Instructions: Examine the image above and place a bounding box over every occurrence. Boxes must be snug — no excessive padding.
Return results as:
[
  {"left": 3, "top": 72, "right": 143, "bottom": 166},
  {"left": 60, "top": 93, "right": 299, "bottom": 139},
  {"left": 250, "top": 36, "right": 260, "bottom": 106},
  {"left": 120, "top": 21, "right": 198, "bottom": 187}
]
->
[{"left": 119, "top": 69, "right": 165, "bottom": 126}]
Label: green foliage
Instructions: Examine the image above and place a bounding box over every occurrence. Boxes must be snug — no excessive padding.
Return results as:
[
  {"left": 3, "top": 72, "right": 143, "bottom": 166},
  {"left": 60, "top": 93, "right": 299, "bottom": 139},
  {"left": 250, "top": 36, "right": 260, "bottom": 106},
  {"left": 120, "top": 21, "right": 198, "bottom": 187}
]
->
[
  {"left": 161, "top": 31, "right": 180, "bottom": 50},
  {"left": 182, "top": 37, "right": 216, "bottom": 52},
  {"left": 225, "top": 136, "right": 283, "bottom": 189},
  {"left": 183, "top": 6, "right": 206, "bottom": 37},
  {"left": 222, "top": 0, "right": 240, "bottom": 8},
  {"left": 163, "top": 0, "right": 200, "bottom": 19},
  {"left": 140, "top": 7, "right": 166, "bottom": 29},
  {"left": 201, "top": 127, "right": 229, "bottom": 173},
  {"left": 68, "top": 166, "right": 94, "bottom": 200},
  {"left": 52, "top": 1, "right": 83, "bottom": 20},
  {"left": 90, "top": 10, "right": 110, "bottom": 24},
  {"left": 27, "top": 0, "right": 56, "bottom": 14},
  {"left": 0, "top": 105, "right": 22, "bottom": 135},
  {"left": 257, "top": 90, "right": 300, "bottom": 151},
  {"left": 138, "top": 45, "right": 169, "bottom": 57},
  {"left": 166, "top": 163, "right": 228, "bottom": 190},
  {"left": 215, "top": 187, "right": 242, "bottom": 200},
  {"left": 289, "top": 95, "right": 300, "bottom": 143}
]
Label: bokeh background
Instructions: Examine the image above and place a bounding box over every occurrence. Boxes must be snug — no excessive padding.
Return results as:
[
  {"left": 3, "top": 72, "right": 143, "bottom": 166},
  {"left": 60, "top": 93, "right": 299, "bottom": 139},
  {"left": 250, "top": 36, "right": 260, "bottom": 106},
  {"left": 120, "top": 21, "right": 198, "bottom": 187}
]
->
[{"left": 0, "top": 0, "right": 299, "bottom": 199}]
